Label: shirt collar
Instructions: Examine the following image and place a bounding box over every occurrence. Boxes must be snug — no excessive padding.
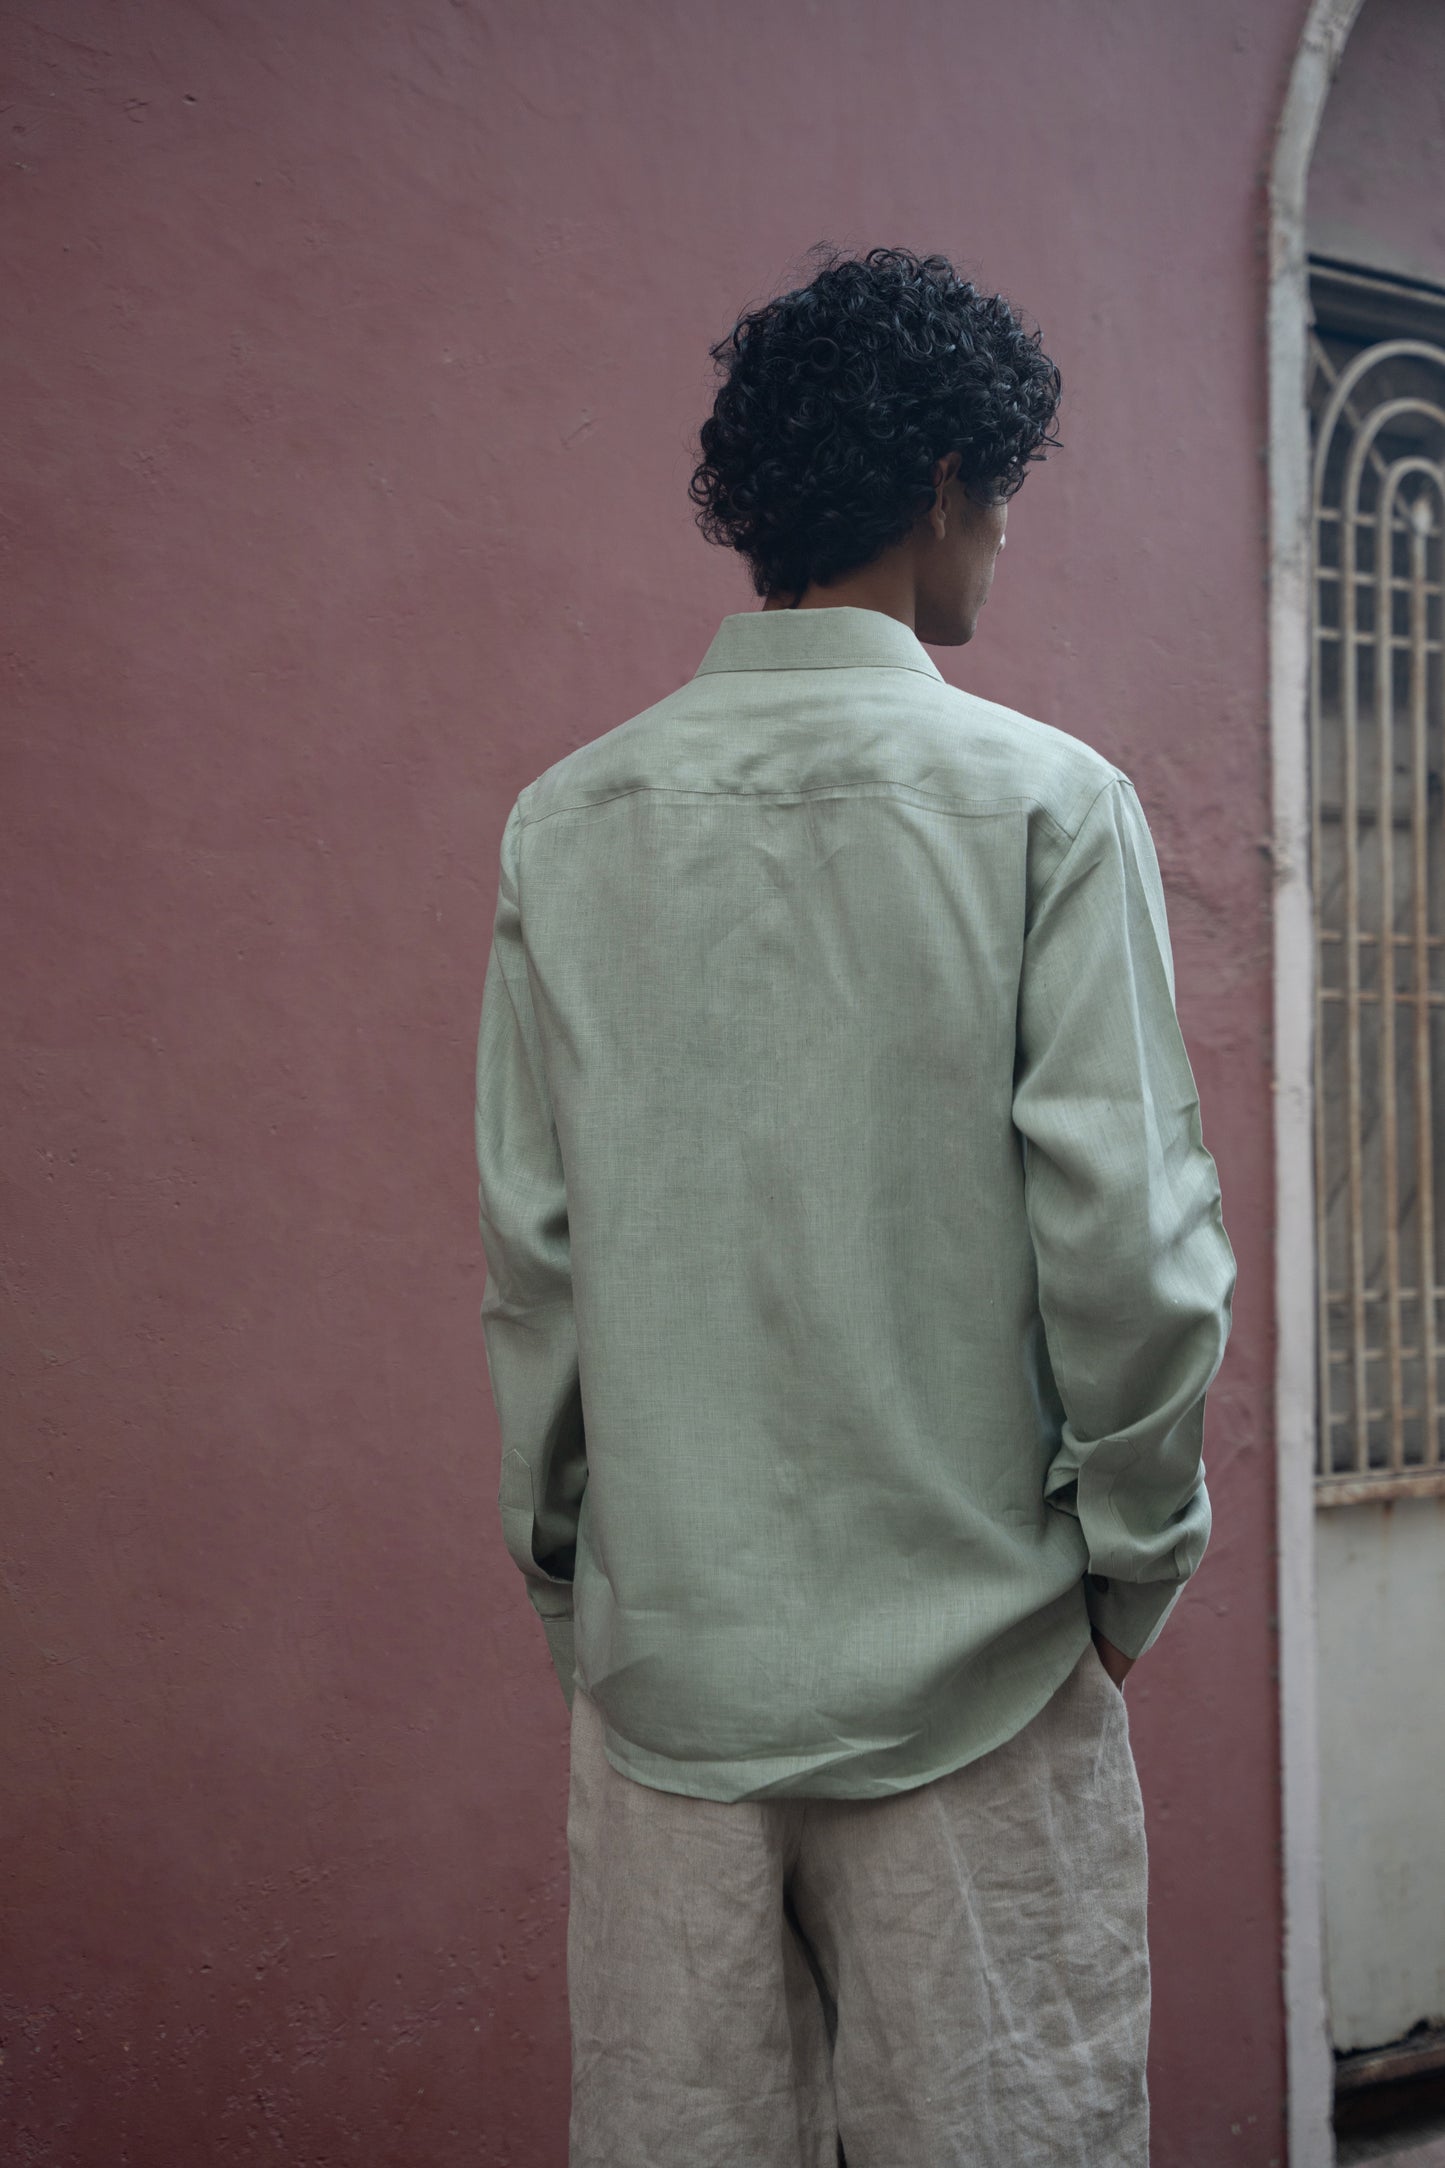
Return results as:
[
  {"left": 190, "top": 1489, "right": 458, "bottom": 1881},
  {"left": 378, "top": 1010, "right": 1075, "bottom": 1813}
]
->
[{"left": 693, "top": 605, "right": 945, "bottom": 683}]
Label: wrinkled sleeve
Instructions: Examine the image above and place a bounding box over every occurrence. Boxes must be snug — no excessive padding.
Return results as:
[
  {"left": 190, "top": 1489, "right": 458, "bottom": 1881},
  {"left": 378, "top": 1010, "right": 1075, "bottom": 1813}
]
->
[
  {"left": 475, "top": 798, "right": 584, "bottom": 1709},
  {"left": 1013, "top": 775, "right": 1236, "bottom": 1660}
]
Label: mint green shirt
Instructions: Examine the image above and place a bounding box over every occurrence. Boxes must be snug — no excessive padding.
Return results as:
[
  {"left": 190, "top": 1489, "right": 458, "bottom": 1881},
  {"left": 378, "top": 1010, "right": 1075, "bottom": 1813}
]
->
[{"left": 475, "top": 604, "right": 1235, "bottom": 1801}]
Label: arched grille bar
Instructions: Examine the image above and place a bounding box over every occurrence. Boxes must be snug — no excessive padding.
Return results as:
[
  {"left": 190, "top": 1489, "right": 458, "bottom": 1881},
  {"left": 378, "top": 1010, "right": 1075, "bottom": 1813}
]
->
[{"left": 1309, "top": 324, "right": 1445, "bottom": 1501}]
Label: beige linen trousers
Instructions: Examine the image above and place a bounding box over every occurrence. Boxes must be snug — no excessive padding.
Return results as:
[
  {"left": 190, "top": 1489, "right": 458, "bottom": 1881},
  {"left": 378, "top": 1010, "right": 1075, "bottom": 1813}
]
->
[{"left": 564, "top": 1641, "right": 1152, "bottom": 2167}]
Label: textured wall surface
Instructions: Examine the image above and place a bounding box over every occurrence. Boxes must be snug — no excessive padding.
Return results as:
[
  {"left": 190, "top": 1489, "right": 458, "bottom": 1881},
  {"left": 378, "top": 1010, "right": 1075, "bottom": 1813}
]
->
[
  {"left": 1308, "top": 0, "right": 1445, "bottom": 287},
  {"left": 2, "top": 2, "right": 1309, "bottom": 2162},
  {"left": 1316, "top": 1498, "right": 1445, "bottom": 2050}
]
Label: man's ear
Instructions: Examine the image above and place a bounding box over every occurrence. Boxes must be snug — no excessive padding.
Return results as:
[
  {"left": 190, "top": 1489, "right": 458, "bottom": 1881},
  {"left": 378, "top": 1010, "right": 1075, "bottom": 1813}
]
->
[
  {"left": 931, "top": 450, "right": 962, "bottom": 527},
  {"left": 932, "top": 461, "right": 954, "bottom": 538}
]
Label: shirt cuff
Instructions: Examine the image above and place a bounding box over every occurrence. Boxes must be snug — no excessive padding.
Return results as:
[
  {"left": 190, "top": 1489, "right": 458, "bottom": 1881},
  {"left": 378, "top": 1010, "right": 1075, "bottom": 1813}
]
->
[
  {"left": 528, "top": 1584, "right": 576, "bottom": 1711},
  {"left": 1084, "top": 1572, "right": 1186, "bottom": 1661}
]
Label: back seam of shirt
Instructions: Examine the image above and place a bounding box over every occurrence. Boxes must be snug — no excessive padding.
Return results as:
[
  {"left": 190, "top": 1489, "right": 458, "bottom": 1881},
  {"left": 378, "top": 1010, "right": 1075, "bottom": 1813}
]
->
[{"left": 517, "top": 778, "right": 1110, "bottom": 838}]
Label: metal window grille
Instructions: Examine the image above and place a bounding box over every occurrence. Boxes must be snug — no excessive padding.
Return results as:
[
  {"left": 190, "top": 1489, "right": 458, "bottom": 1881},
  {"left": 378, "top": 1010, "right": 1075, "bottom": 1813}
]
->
[{"left": 1308, "top": 262, "right": 1445, "bottom": 1503}]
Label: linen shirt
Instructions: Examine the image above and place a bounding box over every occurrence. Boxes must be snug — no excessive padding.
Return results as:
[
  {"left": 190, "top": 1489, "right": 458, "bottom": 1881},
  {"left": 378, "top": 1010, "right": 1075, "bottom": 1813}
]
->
[{"left": 474, "top": 603, "right": 1236, "bottom": 1802}]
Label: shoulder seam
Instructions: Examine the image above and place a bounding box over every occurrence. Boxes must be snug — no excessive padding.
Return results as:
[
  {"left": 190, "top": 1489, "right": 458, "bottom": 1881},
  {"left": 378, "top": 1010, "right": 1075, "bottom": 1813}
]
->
[
  {"left": 1032, "top": 773, "right": 1132, "bottom": 908},
  {"left": 516, "top": 777, "right": 1121, "bottom": 831}
]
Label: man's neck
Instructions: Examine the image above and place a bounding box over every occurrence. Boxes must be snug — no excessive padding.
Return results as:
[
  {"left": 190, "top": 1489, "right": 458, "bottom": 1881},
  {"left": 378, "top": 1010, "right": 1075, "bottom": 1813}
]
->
[{"left": 760, "top": 552, "right": 921, "bottom": 631}]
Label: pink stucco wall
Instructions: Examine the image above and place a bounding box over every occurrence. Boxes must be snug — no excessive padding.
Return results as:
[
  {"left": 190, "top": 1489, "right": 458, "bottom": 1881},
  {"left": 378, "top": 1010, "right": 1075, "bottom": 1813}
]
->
[{"left": 3, "top": 3, "right": 1312, "bottom": 2162}]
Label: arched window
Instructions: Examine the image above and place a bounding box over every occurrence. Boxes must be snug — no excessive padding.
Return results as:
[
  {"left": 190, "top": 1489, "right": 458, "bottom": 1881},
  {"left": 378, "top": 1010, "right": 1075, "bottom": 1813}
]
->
[{"left": 1309, "top": 256, "right": 1445, "bottom": 1500}]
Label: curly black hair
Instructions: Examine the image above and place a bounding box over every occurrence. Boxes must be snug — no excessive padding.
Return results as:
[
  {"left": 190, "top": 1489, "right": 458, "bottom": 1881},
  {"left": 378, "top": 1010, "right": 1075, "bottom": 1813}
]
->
[{"left": 688, "top": 244, "right": 1062, "bottom": 601}]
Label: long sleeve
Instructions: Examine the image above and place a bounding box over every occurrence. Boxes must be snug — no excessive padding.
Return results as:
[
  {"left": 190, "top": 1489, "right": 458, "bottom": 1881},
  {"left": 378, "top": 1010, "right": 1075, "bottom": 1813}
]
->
[
  {"left": 1013, "top": 775, "right": 1236, "bottom": 1661},
  {"left": 475, "top": 797, "right": 586, "bottom": 1709}
]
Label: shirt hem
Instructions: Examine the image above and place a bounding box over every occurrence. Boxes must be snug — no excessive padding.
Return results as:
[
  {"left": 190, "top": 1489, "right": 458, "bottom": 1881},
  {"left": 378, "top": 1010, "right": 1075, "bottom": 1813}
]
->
[{"left": 590, "top": 1613, "right": 1095, "bottom": 1803}]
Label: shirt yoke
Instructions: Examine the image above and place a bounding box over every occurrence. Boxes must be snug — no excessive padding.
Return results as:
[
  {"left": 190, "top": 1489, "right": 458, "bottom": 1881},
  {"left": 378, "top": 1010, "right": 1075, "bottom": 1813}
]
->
[{"left": 521, "top": 671, "right": 1123, "bottom": 839}]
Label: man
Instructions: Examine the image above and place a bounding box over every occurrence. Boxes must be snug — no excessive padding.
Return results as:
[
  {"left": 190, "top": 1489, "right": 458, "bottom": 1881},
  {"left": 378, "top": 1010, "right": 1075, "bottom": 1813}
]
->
[{"left": 475, "top": 244, "right": 1236, "bottom": 2167}]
